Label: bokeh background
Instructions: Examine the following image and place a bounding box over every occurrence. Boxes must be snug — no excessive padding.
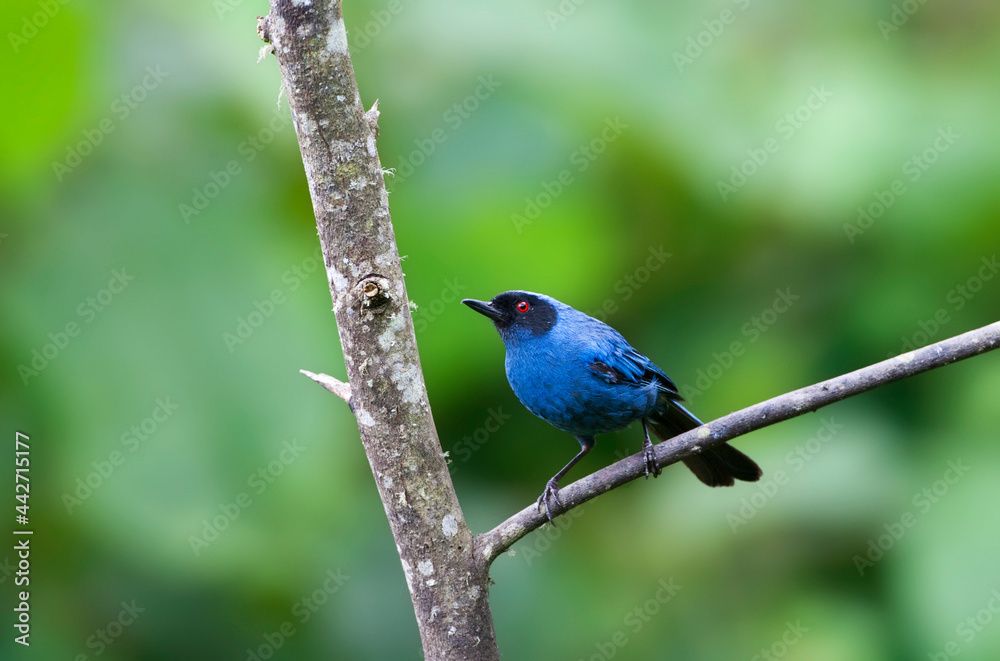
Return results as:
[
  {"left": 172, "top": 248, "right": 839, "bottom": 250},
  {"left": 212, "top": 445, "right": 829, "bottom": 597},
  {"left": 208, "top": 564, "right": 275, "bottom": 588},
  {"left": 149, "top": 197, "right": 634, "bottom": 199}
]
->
[{"left": 3, "top": 0, "right": 1000, "bottom": 659}]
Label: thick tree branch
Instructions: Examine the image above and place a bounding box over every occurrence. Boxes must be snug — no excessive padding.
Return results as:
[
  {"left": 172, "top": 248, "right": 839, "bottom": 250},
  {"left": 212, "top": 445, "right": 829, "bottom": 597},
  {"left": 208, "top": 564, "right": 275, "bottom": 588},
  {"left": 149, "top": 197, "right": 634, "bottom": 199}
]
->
[
  {"left": 258, "top": 3, "right": 498, "bottom": 659},
  {"left": 474, "top": 320, "right": 1000, "bottom": 565}
]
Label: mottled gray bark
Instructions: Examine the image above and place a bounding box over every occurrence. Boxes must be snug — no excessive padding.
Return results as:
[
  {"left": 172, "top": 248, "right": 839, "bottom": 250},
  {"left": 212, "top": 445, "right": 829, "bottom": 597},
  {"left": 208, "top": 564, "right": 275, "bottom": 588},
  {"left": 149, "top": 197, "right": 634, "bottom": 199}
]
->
[
  {"left": 257, "top": 3, "right": 498, "bottom": 659},
  {"left": 474, "top": 320, "right": 1000, "bottom": 563}
]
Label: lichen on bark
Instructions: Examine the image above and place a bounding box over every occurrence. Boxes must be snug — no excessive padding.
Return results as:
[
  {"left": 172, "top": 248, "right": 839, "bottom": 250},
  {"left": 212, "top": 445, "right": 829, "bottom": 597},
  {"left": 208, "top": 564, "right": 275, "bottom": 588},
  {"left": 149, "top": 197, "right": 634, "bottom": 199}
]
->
[{"left": 259, "top": 2, "right": 500, "bottom": 659}]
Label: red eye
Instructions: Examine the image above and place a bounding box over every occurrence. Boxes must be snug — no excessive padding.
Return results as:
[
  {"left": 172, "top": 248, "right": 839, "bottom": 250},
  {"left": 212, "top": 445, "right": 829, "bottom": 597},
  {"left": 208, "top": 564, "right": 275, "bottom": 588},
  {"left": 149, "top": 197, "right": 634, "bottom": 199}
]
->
[{"left": 516, "top": 301, "right": 530, "bottom": 313}]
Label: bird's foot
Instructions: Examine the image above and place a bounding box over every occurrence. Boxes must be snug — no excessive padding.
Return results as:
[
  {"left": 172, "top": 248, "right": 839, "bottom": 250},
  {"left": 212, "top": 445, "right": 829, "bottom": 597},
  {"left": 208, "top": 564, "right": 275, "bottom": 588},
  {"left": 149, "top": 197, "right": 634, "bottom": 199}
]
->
[
  {"left": 640, "top": 419, "right": 661, "bottom": 479},
  {"left": 536, "top": 479, "right": 563, "bottom": 524},
  {"left": 642, "top": 438, "right": 661, "bottom": 479}
]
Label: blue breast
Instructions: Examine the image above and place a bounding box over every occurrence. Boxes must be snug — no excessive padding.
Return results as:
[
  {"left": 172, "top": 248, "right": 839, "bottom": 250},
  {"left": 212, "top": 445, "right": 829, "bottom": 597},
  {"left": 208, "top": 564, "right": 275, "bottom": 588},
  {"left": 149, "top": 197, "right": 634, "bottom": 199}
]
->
[{"left": 503, "top": 317, "right": 658, "bottom": 437}]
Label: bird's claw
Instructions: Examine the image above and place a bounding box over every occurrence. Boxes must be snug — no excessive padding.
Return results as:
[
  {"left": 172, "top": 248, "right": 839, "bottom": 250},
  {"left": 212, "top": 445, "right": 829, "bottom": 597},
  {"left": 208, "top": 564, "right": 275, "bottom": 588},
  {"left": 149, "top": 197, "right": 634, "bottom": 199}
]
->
[
  {"left": 643, "top": 440, "right": 661, "bottom": 479},
  {"left": 536, "top": 479, "right": 563, "bottom": 523}
]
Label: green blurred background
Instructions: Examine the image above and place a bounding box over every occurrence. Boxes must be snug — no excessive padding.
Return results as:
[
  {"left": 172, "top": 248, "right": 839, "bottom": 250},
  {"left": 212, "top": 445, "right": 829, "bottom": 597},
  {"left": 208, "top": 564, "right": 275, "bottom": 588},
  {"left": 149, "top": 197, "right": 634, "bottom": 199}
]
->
[{"left": 3, "top": 0, "right": 1000, "bottom": 659}]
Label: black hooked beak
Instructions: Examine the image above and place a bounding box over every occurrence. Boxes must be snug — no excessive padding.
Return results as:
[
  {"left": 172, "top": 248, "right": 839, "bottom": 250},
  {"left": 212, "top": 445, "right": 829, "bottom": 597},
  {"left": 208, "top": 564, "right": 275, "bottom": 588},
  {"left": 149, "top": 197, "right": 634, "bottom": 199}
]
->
[{"left": 462, "top": 298, "right": 504, "bottom": 322}]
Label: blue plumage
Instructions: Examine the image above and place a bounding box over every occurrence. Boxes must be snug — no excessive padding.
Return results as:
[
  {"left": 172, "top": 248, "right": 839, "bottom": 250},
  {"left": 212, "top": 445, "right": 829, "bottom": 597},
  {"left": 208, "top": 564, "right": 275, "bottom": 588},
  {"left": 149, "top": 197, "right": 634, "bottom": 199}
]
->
[
  {"left": 503, "top": 296, "right": 659, "bottom": 435},
  {"left": 463, "top": 290, "right": 761, "bottom": 521}
]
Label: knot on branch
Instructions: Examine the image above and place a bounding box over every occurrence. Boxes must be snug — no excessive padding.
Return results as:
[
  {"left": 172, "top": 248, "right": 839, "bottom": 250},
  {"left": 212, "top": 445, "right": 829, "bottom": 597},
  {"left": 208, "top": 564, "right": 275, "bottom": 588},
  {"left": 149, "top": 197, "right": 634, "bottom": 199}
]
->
[
  {"left": 356, "top": 275, "right": 392, "bottom": 313},
  {"left": 365, "top": 100, "right": 381, "bottom": 139},
  {"left": 257, "top": 15, "right": 271, "bottom": 43}
]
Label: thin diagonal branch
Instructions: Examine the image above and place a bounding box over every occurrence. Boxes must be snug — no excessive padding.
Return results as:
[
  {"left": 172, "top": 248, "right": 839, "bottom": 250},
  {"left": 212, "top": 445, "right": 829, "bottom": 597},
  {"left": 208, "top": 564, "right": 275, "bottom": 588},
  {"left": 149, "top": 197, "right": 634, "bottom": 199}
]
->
[{"left": 474, "top": 320, "right": 1000, "bottom": 565}]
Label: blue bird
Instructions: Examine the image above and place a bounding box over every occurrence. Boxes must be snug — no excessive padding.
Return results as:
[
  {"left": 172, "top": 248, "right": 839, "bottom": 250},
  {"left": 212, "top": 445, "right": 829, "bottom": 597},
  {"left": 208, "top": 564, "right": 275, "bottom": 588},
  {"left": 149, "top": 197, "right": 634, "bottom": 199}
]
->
[{"left": 462, "top": 291, "right": 761, "bottom": 521}]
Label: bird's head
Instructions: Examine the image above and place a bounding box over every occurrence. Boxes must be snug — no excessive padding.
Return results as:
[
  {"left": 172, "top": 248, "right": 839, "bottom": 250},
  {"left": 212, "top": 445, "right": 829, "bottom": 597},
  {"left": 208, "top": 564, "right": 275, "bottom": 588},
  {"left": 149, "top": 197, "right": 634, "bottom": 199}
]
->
[{"left": 462, "top": 291, "right": 558, "bottom": 342}]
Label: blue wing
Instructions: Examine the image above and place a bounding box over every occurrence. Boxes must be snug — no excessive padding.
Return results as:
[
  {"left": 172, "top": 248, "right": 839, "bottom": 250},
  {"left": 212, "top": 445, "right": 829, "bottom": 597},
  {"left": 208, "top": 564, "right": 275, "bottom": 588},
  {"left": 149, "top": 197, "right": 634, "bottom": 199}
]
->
[{"left": 581, "top": 321, "right": 680, "bottom": 398}]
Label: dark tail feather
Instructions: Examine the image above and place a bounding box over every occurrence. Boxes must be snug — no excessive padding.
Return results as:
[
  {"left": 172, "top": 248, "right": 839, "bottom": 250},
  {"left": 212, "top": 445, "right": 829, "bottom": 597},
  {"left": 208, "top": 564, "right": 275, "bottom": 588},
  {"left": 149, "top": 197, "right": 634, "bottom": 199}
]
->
[
  {"left": 647, "top": 396, "right": 762, "bottom": 487},
  {"left": 681, "top": 443, "right": 762, "bottom": 487}
]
